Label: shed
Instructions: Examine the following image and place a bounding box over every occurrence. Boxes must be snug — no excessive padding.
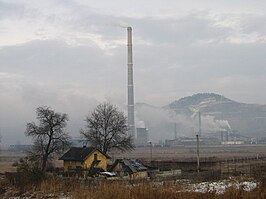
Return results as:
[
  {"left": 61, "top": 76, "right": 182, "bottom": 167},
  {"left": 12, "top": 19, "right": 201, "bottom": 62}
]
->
[{"left": 110, "top": 158, "right": 148, "bottom": 178}]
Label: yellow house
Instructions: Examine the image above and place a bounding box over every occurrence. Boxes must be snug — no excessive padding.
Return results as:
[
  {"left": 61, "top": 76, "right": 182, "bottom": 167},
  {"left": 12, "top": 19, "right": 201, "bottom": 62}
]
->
[{"left": 59, "top": 147, "right": 110, "bottom": 176}]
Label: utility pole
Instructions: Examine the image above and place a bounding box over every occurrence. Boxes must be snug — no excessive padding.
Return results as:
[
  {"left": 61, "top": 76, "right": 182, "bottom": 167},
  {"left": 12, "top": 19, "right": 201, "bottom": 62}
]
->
[
  {"left": 149, "top": 141, "right": 152, "bottom": 166},
  {"left": 196, "top": 134, "right": 200, "bottom": 175},
  {"left": 196, "top": 111, "right": 201, "bottom": 176},
  {"left": 174, "top": 123, "right": 177, "bottom": 139},
  {"left": 198, "top": 111, "right": 201, "bottom": 136}
]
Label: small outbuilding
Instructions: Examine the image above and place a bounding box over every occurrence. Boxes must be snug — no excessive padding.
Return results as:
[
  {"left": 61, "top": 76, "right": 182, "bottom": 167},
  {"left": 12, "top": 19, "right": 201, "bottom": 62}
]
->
[
  {"left": 110, "top": 158, "right": 148, "bottom": 179},
  {"left": 59, "top": 147, "right": 110, "bottom": 176}
]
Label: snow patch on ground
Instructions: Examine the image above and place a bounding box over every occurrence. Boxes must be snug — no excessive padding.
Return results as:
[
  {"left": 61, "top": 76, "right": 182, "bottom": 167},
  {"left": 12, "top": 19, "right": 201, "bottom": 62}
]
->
[{"left": 185, "top": 180, "right": 257, "bottom": 194}]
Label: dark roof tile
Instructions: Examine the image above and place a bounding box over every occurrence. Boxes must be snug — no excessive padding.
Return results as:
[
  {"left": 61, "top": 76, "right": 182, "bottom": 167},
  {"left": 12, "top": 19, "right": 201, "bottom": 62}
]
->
[{"left": 59, "top": 147, "right": 108, "bottom": 161}]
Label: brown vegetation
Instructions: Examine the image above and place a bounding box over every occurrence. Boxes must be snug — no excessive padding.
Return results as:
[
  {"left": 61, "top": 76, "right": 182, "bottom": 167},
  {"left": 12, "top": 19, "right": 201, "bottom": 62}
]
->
[
  {"left": 1, "top": 145, "right": 266, "bottom": 198},
  {"left": 1, "top": 174, "right": 265, "bottom": 199}
]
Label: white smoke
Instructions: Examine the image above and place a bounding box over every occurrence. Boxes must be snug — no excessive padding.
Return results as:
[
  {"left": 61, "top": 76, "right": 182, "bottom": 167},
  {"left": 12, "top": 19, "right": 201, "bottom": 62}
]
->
[
  {"left": 199, "top": 115, "right": 231, "bottom": 133},
  {"left": 136, "top": 120, "right": 146, "bottom": 128},
  {"left": 135, "top": 105, "right": 196, "bottom": 141},
  {"left": 216, "top": 119, "right": 231, "bottom": 130},
  {"left": 105, "top": 21, "right": 129, "bottom": 28},
  {"left": 135, "top": 103, "right": 234, "bottom": 141}
]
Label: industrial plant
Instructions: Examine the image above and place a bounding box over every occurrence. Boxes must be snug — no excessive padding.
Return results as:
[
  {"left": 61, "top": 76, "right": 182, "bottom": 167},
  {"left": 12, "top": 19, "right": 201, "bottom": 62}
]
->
[{"left": 125, "top": 27, "right": 265, "bottom": 148}]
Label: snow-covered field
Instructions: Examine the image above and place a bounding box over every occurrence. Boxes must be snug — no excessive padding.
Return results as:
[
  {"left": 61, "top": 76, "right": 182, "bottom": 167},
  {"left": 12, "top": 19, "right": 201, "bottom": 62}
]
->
[{"left": 184, "top": 179, "right": 257, "bottom": 194}]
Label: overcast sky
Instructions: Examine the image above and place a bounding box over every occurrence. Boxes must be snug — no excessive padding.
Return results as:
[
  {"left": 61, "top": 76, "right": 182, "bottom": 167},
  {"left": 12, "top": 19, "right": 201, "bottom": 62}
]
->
[{"left": 1, "top": 0, "right": 266, "bottom": 144}]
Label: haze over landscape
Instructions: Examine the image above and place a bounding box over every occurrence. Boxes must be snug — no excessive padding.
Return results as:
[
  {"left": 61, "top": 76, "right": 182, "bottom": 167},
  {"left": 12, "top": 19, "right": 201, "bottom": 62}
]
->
[{"left": 1, "top": 0, "right": 266, "bottom": 145}]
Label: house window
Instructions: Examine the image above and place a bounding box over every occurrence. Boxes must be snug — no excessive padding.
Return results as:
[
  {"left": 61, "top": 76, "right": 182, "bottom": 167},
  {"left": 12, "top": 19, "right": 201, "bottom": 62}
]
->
[{"left": 94, "top": 153, "right": 98, "bottom": 160}]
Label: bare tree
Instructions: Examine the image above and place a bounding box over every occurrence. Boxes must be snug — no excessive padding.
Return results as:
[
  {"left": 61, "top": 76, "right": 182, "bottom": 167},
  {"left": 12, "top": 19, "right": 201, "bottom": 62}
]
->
[
  {"left": 25, "top": 106, "right": 70, "bottom": 172},
  {"left": 81, "top": 103, "right": 134, "bottom": 154}
]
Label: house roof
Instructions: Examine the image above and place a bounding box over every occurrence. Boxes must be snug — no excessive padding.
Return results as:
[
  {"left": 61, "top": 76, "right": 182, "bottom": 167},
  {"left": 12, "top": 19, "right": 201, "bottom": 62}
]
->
[
  {"left": 59, "top": 147, "right": 109, "bottom": 161},
  {"left": 111, "top": 158, "right": 147, "bottom": 174}
]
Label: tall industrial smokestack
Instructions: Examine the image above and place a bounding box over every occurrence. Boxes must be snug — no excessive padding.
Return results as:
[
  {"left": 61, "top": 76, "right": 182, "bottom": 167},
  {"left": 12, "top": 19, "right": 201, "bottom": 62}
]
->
[{"left": 127, "top": 27, "right": 135, "bottom": 138}]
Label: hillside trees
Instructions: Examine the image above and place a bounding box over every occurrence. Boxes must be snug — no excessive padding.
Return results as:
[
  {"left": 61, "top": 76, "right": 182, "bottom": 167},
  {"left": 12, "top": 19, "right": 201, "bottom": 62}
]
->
[
  {"left": 25, "top": 106, "right": 71, "bottom": 172},
  {"left": 81, "top": 103, "right": 134, "bottom": 154}
]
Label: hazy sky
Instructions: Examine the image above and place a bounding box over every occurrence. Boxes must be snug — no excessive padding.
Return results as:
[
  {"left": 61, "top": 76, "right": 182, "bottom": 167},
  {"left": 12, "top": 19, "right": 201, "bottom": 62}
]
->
[{"left": 1, "top": 0, "right": 266, "bottom": 144}]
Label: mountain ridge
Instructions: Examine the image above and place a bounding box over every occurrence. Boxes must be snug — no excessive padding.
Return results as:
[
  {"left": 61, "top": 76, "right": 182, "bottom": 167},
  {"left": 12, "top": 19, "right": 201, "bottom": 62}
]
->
[{"left": 135, "top": 93, "right": 266, "bottom": 141}]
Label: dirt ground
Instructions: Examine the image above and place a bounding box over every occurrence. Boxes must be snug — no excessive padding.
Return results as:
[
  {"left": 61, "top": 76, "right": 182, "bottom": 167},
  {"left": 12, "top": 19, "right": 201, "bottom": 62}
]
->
[
  {"left": 0, "top": 151, "right": 26, "bottom": 173},
  {"left": 1, "top": 144, "right": 266, "bottom": 173},
  {"left": 113, "top": 144, "right": 266, "bottom": 161}
]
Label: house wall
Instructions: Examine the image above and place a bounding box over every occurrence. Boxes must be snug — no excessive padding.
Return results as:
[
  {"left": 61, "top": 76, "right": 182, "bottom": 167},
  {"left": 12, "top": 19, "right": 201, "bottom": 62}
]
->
[
  {"left": 83, "top": 150, "right": 107, "bottom": 171},
  {"left": 111, "top": 163, "right": 125, "bottom": 176},
  {"left": 63, "top": 150, "right": 107, "bottom": 172},
  {"left": 111, "top": 163, "right": 148, "bottom": 178},
  {"left": 63, "top": 161, "right": 83, "bottom": 172},
  {"left": 132, "top": 171, "right": 148, "bottom": 179},
  {"left": 112, "top": 163, "right": 123, "bottom": 172}
]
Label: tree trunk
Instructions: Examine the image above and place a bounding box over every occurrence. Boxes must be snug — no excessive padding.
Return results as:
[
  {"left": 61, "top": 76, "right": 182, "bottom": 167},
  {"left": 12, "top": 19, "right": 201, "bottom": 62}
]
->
[{"left": 42, "top": 154, "right": 48, "bottom": 173}]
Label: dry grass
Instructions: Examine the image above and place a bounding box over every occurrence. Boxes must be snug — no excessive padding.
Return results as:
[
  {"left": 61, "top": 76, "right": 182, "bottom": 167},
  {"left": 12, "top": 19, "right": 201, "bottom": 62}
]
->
[
  {"left": 8, "top": 176, "right": 261, "bottom": 199},
  {"left": 1, "top": 146, "right": 266, "bottom": 198},
  {"left": 0, "top": 162, "right": 16, "bottom": 173},
  {"left": 0, "top": 151, "right": 25, "bottom": 173},
  {"left": 1, "top": 173, "right": 265, "bottom": 199}
]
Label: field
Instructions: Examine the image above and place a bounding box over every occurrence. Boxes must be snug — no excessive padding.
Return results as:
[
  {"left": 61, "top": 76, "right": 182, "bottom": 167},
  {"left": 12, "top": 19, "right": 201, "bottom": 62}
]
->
[
  {"left": 1, "top": 144, "right": 266, "bottom": 173},
  {"left": 0, "top": 144, "right": 266, "bottom": 198},
  {"left": 0, "top": 151, "right": 26, "bottom": 173},
  {"left": 114, "top": 144, "right": 266, "bottom": 161},
  {"left": 0, "top": 151, "right": 61, "bottom": 173}
]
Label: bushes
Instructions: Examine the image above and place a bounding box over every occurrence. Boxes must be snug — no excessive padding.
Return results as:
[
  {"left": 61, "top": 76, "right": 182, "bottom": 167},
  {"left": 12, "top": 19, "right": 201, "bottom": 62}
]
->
[
  {"left": 8, "top": 157, "right": 45, "bottom": 192},
  {"left": 3, "top": 166, "right": 266, "bottom": 198}
]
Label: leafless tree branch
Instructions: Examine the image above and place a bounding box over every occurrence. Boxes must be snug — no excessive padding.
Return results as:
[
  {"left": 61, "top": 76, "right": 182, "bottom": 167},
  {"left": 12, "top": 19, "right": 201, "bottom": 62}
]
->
[
  {"left": 25, "top": 106, "right": 71, "bottom": 173},
  {"left": 80, "top": 103, "right": 134, "bottom": 154}
]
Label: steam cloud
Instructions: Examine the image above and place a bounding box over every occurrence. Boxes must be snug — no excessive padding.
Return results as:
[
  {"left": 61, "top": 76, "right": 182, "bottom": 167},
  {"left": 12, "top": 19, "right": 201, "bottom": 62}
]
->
[{"left": 135, "top": 104, "right": 232, "bottom": 142}]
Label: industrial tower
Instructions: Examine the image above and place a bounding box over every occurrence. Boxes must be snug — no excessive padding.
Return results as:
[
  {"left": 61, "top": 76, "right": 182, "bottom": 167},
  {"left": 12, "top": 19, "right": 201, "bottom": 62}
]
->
[{"left": 127, "top": 27, "right": 135, "bottom": 139}]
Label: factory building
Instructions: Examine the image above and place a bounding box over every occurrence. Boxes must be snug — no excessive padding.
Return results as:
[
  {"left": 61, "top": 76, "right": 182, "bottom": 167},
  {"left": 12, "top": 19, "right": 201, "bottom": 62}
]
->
[{"left": 135, "top": 127, "right": 149, "bottom": 147}]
